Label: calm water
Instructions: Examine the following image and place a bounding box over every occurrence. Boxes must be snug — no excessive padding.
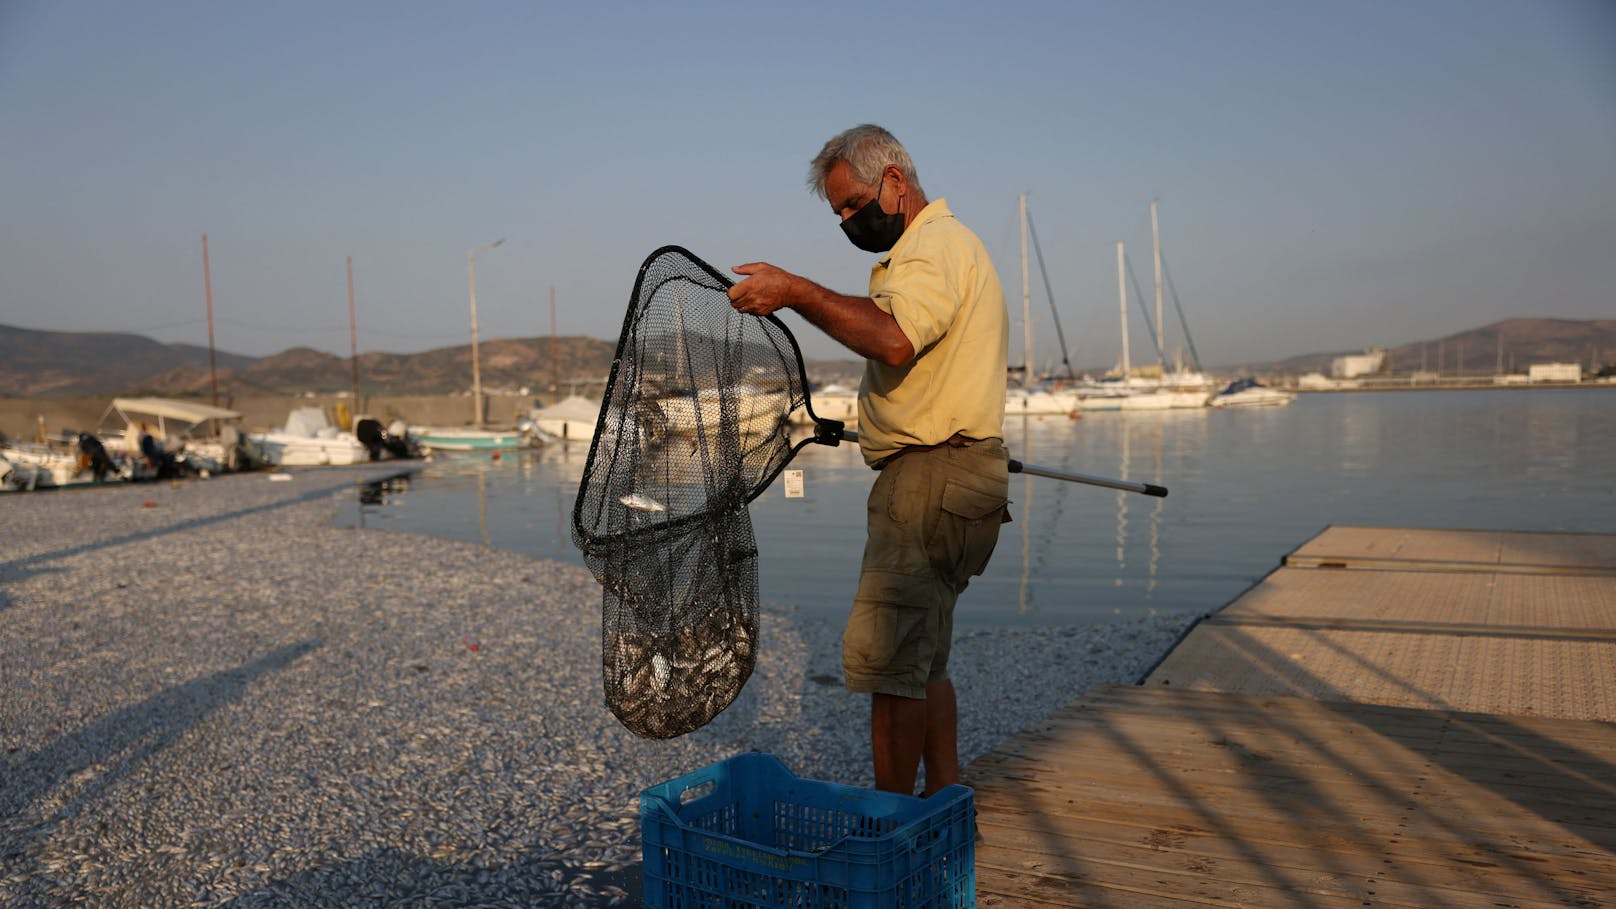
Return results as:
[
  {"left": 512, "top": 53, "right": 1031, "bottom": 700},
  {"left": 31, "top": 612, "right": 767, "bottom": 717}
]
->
[{"left": 337, "top": 388, "right": 1614, "bottom": 630}]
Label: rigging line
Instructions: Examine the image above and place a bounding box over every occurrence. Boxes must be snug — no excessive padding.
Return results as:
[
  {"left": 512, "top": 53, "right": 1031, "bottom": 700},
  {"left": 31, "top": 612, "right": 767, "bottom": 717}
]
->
[
  {"left": 1123, "top": 253, "right": 1165, "bottom": 363},
  {"left": 1023, "top": 208, "right": 1077, "bottom": 380},
  {"left": 1158, "top": 250, "right": 1203, "bottom": 373}
]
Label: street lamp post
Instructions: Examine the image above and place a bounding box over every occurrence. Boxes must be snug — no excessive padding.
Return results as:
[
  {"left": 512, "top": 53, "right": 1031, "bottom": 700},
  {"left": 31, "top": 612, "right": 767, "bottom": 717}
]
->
[{"left": 467, "top": 237, "right": 506, "bottom": 427}]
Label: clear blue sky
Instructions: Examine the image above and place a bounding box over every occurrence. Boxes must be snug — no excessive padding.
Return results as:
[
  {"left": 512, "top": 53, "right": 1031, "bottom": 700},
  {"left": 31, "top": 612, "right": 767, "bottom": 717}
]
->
[{"left": 2, "top": 0, "right": 1612, "bottom": 369}]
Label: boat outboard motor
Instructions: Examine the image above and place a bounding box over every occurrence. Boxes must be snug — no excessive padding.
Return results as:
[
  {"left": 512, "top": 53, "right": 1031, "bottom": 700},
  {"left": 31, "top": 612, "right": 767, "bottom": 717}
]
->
[
  {"left": 355, "top": 418, "right": 418, "bottom": 460},
  {"left": 139, "top": 433, "right": 182, "bottom": 479},
  {"left": 355, "top": 419, "right": 387, "bottom": 461},
  {"left": 77, "top": 433, "right": 118, "bottom": 482}
]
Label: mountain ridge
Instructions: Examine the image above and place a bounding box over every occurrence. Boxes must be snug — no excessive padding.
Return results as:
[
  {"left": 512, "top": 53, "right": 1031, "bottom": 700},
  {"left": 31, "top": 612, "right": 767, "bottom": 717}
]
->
[{"left": 3, "top": 317, "right": 1611, "bottom": 398}]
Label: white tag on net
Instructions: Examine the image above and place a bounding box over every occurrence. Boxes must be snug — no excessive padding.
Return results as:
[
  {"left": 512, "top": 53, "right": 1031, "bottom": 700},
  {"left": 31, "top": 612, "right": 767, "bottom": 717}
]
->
[{"left": 782, "top": 469, "right": 805, "bottom": 498}]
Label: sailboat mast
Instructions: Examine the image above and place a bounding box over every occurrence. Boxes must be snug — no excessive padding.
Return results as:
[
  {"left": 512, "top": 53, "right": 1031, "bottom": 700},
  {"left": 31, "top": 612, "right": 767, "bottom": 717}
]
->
[
  {"left": 347, "top": 256, "right": 359, "bottom": 414},
  {"left": 202, "top": 234, "right": 218, "bottom": 409},
  {"left": 1019, "top": 193, "right": 1032, "bottom": 388},
  {"left": 1151, "top": 199, "right": 1165, "bottom": 371},
  {"left": 1116, "top": 241, "right": 1130, "bottom": 378}
]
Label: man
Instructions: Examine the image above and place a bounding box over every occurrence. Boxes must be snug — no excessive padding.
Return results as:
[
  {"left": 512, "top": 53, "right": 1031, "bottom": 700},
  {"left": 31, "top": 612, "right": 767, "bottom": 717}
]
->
[{"left": 727, "top": 124, "right": 1010, "bottom": 797}]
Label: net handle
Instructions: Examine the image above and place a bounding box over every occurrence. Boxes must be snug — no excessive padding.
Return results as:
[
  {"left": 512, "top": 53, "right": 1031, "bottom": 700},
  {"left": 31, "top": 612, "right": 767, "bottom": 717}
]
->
[{"left": 818, "top": 427, "right": 1167, "bottom": 498}]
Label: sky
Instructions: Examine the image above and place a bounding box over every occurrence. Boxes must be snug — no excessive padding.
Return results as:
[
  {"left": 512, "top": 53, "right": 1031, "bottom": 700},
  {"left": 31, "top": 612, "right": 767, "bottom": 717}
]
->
[{"left": 2, "top": 0, "right": 1613, "bottom": 370}]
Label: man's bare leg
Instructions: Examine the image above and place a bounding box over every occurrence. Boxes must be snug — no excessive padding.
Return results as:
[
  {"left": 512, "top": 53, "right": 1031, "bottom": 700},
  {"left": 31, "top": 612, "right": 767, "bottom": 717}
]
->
[
  {"left": 920, "top": 678, "right": 958, "bottom": 796},
  {"left": 871, "top": 692, "right": 927, "bottom": 794}
]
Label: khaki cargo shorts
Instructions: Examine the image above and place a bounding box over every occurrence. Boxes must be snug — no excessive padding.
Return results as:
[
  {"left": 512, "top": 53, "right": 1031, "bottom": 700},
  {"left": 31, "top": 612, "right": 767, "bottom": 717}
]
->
[{"left": 842, "top": 438, "right": 1010, "bottom": 699}]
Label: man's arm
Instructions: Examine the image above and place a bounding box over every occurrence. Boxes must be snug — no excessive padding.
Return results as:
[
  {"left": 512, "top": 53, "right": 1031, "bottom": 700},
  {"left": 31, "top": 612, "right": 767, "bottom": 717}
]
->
[
  {"left": 729, "top": 262, "right": 914, "bottom": 366},
  {"left": 728, "top": 262, "right": 914, "bottom": 367}
]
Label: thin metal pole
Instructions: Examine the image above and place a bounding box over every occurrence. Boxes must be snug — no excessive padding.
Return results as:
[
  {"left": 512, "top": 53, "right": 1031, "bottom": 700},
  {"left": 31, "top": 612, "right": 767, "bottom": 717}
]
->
[
  {"left": 1116, "top": 241, "right": 1130, "bottom": 379},
  {"left": 1151, "top": 199, "right": 1165, "bottom": 371},
  {"left": 202, "top": 234, "right": 218, "bottom": 409},
  {"left": 550, "top": 285, "right": 558, "bottom": 394},
  {"left": 347, "top": 256, "right": 359, "bottom": 418},
  {"left": 467, "top": 238, "right": 505, "bottom": 428},
  {"left": 1019, "top": 193, "right": 1032, "bottom": 387},
  {"left": 468, "top": 250, "right": 483, "bottom": 427}
]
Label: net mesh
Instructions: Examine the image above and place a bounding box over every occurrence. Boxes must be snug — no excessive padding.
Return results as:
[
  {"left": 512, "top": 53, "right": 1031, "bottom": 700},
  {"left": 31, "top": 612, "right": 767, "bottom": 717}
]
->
[{"left": 572, "top": 246, "right": 811, "bottom": 738}]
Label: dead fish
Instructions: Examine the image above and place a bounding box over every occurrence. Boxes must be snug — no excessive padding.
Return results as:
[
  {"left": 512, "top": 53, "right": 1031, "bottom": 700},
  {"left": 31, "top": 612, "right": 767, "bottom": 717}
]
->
[{"left": 619, "top": 493, "right": 667, "bottom": 513}]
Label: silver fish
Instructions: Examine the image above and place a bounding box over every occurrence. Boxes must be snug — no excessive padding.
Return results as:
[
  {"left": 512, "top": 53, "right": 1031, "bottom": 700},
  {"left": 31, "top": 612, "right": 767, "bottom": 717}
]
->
[{"left": 618, "top": 493, "right": 667, "bottom": 513}]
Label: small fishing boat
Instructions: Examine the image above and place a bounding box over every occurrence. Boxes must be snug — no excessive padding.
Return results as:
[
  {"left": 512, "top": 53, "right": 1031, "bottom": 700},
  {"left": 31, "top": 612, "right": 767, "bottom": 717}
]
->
[
  {"left": 411, "top": 426, "right": 532, "bottom": 452},
  {"left": 100, "top": 397, "right": 268, "bottom": 474}
]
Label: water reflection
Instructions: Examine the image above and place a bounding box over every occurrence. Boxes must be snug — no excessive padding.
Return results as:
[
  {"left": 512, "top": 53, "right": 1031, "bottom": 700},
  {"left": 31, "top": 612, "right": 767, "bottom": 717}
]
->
[{"left": 336, "top": 390, "right": 1615, "bottom": 629}]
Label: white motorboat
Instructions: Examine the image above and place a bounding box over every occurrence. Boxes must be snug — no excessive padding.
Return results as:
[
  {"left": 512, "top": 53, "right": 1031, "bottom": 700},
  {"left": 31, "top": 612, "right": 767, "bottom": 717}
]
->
[
  {"left": 1116, "top": 389, "right": 1211, "bottom": 410},
  {"left": 0, "top": 441, "right": 123, "bottom": 491},
  {"left": 1006, "top": 386, "right": 1080, "bottom": 416},
  {"left": 252, "top": 407, "right": 370, "bottom": 466},
  {"left": 1210, "top": 378, "right": 1296, "bottom": 408}
]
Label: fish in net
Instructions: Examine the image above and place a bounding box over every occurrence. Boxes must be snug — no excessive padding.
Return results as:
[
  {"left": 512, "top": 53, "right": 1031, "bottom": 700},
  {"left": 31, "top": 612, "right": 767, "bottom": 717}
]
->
[{"left": 571, "top": 246, "right": 822, "bottom": 739}]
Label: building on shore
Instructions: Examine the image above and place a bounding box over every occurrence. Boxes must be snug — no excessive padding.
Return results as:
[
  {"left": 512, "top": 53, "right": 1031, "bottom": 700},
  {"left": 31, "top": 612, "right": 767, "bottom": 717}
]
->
[
  {"left": 1527, "top": 362, "right": 1582, "bottom": 383},
  {"left": 1332, "top": 349, "right": 1386, "bottom": 379}
]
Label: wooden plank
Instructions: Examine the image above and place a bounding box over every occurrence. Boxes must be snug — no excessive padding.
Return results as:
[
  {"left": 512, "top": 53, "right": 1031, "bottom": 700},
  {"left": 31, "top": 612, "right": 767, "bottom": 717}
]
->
[
  {"left": 1073, "top": 686, "right": 1616, "bottom": 754},
  {"left": 976, "top": 825, "right": 1612, "bottom": 909},
  {"left": 975, "top": 730, "right": 1616, "bottom": 816},
  {"left": 1217, "top": 568, "right": 1616, "bottom": 628},
  {"left": 968, "top": 757, "right": 1616, "bottom": 866},
  {"left": 968, "top": 687, "right": 1616, "bottom": 908},
  {"left": 1140, "top": 621, "right": 1616, "bottom": 720},
  {"left": 1284, "top": 526, "right": 1616, "bottom": 575},
  {"left": 970, "top": 528, "right": 1616, "bottom": 908},
  {"left": 974, "top": 799, "right": 1616, "bottom": 896}
]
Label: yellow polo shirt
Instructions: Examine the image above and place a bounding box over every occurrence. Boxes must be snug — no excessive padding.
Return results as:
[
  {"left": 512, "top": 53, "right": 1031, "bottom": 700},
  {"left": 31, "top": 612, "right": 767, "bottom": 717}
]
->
[{"left": 858, "top": 198, "right": 1009, "bottom": 466}]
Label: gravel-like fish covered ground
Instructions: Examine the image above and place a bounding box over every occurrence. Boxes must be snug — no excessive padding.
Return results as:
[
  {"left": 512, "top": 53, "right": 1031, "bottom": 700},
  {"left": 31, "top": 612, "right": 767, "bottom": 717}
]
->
[{"left": 0, "top": 465, "right": 1200, "bottom": 907}]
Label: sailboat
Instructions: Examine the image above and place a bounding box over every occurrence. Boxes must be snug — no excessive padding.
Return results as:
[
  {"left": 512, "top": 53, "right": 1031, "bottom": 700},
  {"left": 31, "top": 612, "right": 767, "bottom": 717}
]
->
[
  {"left": 1005, "top": 194, "right": 1080, "bottom": 416},
  {"left": 1077, "top": 201, "right": 1210, "bottom": 411},
  {"left": 412, "top": 238, "right": 540, "bottom": 452}
]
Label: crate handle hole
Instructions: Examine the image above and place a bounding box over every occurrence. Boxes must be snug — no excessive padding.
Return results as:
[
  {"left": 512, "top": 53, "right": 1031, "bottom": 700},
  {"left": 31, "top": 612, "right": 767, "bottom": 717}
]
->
[{"left": 680, "top": 780, "right": 715, "bottom": 804}]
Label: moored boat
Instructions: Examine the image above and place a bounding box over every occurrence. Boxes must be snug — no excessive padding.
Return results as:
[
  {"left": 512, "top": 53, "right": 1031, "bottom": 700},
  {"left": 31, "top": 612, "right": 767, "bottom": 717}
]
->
[
  {"left": 1210, "top": 378, "right": 1296, "bottom": 408},
  {"left": 252, "top": 407, "right": 370, "bottom": 466},
  {"left": 527, "top": 395, "right": 601, "bottom": 442},
  {"left": 411, "top": 426, "right": 532, "bottom": 452}
]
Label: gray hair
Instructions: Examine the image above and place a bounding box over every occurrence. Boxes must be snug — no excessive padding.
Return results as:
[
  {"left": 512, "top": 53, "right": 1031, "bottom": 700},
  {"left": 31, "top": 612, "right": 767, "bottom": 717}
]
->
[{"left": 806, "top": 124, "right": 924, "bottom": 200}]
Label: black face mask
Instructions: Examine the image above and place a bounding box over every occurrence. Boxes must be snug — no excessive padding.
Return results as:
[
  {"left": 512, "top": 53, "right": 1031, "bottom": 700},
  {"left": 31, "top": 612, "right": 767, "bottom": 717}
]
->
[{"left": 840, "top": 179, "right": 906, "bottom": 253}]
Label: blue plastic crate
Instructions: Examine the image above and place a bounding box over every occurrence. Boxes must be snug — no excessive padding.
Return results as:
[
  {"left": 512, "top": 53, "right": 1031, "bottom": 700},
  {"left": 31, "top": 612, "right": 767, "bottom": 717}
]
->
[{"left": 640, "top": 753, "right": 975, "bottom": 908}]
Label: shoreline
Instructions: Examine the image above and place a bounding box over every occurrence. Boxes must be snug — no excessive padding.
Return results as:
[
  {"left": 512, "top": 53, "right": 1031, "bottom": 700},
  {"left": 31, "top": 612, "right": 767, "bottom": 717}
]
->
[{"left": 0, "top": 466, "right": 1197, "bottom": 906}]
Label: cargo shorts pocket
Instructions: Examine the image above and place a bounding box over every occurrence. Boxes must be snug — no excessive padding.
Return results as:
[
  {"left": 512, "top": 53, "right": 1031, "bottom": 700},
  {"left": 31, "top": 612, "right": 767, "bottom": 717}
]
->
[{"left": 930, "top": 480, "right": 1008, "bottom": 584}]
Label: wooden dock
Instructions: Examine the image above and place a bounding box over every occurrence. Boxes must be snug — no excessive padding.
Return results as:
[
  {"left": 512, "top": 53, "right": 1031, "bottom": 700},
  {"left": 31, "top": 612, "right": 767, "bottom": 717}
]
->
[{"left": 966, "top": 526, "right": 1616, "bottom": 908}]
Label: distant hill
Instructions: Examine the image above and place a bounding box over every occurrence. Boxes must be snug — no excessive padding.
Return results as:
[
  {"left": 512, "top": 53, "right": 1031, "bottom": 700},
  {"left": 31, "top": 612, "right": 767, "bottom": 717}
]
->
[
  {"left": 0, "top": 324, "right": 256, "bottom": 396},
  {"left": 1232, "top": 318, "right": 1616, "bottom": 377},
  {"left": 5, "top": 317, "right": 1612, "bottom": 398}
]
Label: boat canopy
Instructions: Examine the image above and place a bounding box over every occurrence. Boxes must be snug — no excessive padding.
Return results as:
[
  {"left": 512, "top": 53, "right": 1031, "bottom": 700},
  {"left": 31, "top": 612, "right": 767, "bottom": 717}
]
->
[
  {"left": 103, "top": 397, "right": 242, "bottom": 438},
  {"left": 531, "top": 395, "right": 601, "bottom": 421}
]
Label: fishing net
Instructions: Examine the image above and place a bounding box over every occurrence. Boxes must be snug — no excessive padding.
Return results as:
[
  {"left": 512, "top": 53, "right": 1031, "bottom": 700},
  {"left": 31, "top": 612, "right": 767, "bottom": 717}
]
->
[{"left": 572, "top": 246, "right": 830, "bottom": 739}]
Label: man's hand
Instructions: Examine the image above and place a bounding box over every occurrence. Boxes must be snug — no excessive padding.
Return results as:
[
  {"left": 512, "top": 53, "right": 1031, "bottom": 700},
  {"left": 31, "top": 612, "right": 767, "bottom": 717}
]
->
[
  {"left": 728, "top": 260, "right": 915, "bottom": 366},
  {"left": 728, "top": 262, "right": 805, "bottom": 316}
]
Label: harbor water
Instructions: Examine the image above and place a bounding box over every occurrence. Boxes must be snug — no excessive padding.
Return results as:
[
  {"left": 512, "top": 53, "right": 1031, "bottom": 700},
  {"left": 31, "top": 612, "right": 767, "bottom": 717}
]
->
[{"left": 337, "top": 388, "right": 1614, "bottom": 630}]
